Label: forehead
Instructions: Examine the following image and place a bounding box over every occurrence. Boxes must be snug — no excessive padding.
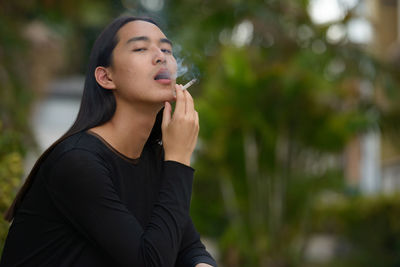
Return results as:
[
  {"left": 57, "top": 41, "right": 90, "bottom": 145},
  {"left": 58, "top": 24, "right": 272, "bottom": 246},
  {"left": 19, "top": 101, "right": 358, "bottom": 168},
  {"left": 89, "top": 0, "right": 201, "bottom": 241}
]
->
[{"left": 116, "top": 20, "right": 166, "bottom": 43}]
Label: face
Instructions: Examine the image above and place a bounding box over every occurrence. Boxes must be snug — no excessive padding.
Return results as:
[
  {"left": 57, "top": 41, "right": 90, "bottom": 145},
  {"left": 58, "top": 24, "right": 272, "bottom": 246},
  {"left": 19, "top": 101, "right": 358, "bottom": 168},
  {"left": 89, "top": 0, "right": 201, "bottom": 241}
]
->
[{"left": 106, "top": 20, "right": 177, "bottom": 107}]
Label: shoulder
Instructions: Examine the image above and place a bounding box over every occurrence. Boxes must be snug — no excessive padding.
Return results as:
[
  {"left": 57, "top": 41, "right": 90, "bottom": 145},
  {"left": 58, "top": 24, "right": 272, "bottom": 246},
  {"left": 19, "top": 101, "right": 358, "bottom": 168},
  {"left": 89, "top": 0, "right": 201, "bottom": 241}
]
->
[
  {"left": 42, "top": 133, "right": 114, "bottom": 188},
  {"left": 58, "top": 131, "right": 106, "bottom": 154},
  {"left": 44, "top": 131, "right": 111, "bottom": 172}
]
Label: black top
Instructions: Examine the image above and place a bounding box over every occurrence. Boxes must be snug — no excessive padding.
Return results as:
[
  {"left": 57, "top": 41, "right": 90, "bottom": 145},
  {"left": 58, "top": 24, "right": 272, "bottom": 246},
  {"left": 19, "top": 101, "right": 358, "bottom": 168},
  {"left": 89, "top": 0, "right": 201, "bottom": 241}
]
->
[{"left": 0, "top": 131, "right": 216, "bottom": 267}]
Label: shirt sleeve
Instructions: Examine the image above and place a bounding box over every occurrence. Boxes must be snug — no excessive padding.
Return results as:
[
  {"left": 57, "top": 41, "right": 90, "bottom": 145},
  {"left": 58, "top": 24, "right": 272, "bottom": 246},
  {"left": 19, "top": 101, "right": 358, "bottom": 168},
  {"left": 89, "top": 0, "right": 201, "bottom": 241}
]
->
[
  {"left": 175, "top": 218, "right": 218, "bottom": 267},
  {"left": 44, "top": 148, "right": 193, "bottom": 267}
]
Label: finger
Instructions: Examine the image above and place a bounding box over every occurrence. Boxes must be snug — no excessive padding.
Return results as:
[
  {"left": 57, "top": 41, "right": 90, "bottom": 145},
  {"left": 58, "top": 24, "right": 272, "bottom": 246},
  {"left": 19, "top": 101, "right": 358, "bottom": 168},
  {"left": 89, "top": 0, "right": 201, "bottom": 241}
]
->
[
  {"left": 184, "top": 90, "right": 195, "bottom": 117},
  {"left": 162, "top": 102, "right": 171, "bottom": 130},
  {"left": 195, "top": 110, "right": 199, "bottom": 131},
  {"left": 174, "top": 84, "right": 186, "bottom": 116}
]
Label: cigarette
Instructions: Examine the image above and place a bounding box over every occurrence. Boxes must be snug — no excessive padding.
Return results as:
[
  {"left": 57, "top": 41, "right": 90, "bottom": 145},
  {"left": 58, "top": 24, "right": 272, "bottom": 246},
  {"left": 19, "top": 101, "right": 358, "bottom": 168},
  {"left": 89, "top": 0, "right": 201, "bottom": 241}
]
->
[{"left": 181, "top": 78, "right": 197, "bottom": 90}]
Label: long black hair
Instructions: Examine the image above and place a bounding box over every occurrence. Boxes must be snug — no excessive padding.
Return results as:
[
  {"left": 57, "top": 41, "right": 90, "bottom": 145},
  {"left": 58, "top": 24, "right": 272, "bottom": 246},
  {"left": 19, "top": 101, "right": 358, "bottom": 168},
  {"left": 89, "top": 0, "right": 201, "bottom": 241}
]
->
[{"left": 4, "top": 15, "right": 164, "bottom": 222}]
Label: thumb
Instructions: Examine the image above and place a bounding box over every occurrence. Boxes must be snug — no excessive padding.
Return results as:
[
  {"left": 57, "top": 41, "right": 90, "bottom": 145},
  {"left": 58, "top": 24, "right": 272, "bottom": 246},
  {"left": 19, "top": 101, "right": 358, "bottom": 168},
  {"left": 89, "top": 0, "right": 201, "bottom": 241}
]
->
[{"left": 162, "top": 101, "right": 171, "bottom": 130}]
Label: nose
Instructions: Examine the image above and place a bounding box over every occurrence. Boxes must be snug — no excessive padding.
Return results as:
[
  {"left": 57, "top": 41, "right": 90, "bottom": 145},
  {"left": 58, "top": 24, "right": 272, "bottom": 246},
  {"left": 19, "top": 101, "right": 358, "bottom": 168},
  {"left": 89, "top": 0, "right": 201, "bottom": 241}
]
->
[{"left": 152, "top": 47, "right": 166, "bottom": 65}]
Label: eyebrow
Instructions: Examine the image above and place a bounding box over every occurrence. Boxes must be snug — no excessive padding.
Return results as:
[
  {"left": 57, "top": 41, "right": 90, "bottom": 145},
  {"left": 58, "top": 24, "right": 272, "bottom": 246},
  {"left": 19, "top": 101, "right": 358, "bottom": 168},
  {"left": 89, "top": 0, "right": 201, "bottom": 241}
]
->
[{"left": 126, "top": 36, "right": 173, "bottom": 47}]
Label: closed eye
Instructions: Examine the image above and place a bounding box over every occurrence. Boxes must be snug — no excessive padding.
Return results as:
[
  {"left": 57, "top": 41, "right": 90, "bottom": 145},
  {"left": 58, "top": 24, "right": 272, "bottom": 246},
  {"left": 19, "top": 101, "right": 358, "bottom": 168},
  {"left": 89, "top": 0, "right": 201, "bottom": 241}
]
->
[
  {"left": 133, "top": 48, "right": 147, "bottom": 52},
  {"left": 161, "top": 48, "right": 172, "bottom": 54}
]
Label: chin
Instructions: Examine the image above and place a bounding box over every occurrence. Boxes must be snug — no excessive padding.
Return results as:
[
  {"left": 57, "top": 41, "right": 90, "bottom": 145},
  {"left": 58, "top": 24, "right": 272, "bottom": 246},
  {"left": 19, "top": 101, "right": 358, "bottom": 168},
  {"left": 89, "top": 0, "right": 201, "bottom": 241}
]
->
[
  {"left": 162, "top": 89, "right": 176, "bottom": 102},
  {"left": 161, "top": 97, "right": 175, "bottom": 105}
]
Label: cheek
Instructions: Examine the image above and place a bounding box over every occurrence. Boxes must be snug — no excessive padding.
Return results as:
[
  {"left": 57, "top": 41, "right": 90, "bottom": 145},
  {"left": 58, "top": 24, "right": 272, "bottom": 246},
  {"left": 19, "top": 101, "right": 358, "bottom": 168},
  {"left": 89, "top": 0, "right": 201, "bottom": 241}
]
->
[{"left": 114, "top": 59, "right": 141, "bottom": 83}]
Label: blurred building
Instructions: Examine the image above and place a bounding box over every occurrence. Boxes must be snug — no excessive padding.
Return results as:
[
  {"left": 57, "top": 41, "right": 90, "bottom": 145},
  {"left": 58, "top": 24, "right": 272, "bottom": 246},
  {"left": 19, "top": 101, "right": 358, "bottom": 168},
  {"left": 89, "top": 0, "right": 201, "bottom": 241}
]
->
[
  {"left": 345, "top": 0, "right": 400, "bottom": 194},
  {"left": 370, "top": 0, "right": 400, "bottom": 194}
]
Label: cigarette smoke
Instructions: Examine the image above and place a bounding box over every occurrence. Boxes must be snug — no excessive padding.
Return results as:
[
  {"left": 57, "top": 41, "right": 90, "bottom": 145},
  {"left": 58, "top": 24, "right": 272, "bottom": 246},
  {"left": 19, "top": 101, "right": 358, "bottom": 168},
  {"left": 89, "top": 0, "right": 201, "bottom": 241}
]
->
[
  {"left": 173, "top": 44, "right": 201, "bottom": 84},
  {"left": 176, "top": 57, "right": 188, "bottom": 78}
]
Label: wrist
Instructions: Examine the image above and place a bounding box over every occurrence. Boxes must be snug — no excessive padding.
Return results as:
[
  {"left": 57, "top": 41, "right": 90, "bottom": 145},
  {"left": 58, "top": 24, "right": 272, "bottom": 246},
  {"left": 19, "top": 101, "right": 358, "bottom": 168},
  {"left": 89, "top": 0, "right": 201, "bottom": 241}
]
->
[{"left": 164, "top": 154, "right": 191, "bottom": 167}]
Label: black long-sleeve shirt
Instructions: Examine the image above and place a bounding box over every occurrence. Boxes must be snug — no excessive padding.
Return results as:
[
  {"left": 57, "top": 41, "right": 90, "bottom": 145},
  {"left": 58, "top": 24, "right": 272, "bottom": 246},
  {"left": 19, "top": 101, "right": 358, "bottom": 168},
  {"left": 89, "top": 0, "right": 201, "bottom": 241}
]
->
[{"left": 0, "top": 131, "right": 216, "bottom": 267}]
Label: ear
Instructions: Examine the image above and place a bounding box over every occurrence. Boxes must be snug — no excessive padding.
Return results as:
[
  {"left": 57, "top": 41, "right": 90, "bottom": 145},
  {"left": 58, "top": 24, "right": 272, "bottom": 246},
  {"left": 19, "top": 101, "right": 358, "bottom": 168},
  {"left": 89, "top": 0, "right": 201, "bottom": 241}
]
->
[{"left": 94, "top": 66, "right": 116, "bottom": 90}]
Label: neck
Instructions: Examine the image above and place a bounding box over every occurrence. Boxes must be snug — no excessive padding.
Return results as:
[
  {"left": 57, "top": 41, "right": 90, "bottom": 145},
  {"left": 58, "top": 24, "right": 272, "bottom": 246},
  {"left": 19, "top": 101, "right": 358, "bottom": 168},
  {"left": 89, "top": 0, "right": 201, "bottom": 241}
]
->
[{"left": 90, "top": 101, "right": 161, "bottom": 159}]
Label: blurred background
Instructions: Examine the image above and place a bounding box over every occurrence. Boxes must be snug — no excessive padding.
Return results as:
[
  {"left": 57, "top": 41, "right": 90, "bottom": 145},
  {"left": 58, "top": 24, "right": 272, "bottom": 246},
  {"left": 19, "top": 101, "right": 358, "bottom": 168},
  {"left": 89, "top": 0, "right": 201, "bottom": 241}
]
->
[{"left": 2, "top": 0, "right": 400, "bottom": 266}]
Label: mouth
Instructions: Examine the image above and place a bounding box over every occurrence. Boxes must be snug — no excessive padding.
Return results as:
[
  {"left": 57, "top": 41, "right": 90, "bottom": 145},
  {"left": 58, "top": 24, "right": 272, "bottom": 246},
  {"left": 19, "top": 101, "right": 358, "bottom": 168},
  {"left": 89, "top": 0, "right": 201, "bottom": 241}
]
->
[{"left": 154, "top": 68, "right": 172, "bottom": 85}]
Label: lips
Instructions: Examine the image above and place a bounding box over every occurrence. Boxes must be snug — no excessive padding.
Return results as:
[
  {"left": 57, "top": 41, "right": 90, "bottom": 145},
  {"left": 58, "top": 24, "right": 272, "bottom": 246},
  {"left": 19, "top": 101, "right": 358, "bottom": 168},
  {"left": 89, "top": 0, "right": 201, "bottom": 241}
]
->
[
  {"left": 154, "top": 68, "right": 172, "bottom": 85},
  {"left": 154, "top": 69, "right": 171, "bottom": 81}
]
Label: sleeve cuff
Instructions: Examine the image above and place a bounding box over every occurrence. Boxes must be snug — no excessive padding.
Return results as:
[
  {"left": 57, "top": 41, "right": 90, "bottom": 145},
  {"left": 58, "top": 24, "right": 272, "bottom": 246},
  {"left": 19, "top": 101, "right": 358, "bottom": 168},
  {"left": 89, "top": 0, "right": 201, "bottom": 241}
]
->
[
  {"left": 164, "top": 160, "right": 195, "bottom": 172},
  {"left": 192, "top": 255, "right": 218, "bottom": 267}
]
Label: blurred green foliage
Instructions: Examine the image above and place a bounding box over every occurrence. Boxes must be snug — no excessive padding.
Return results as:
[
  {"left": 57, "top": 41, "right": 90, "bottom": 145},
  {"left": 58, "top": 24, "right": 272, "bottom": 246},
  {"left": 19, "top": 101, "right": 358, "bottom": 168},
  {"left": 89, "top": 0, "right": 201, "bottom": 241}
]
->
[
  {"left": 0, "top": 151, "right": 23, "bottom": 253},
  {"left": 2, "top": 0, "right": 400, "bottom": 265},
  {"left": 0, "top": 4, "right": 32, "bottom": 253},
  {"left": 312, "top": 195, "right": 400, "bottom": 267},
  {"left": 166, "top": 0, "right": 400, "bottom": 265}
]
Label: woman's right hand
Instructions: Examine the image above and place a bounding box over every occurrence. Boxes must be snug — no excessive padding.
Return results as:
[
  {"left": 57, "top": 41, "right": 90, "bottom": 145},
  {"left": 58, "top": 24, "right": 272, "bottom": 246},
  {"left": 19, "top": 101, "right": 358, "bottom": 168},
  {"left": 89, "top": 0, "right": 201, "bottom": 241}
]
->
[{"left": 162, "top": 84, "right": 199, "bottom": 167}]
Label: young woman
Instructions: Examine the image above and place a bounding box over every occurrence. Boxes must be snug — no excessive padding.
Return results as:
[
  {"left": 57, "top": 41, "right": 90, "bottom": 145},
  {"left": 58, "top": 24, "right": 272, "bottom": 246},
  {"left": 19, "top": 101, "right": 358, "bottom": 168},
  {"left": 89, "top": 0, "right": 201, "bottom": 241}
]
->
[{"left": 0, "top": 16, "right": 217, "bottom": 267}]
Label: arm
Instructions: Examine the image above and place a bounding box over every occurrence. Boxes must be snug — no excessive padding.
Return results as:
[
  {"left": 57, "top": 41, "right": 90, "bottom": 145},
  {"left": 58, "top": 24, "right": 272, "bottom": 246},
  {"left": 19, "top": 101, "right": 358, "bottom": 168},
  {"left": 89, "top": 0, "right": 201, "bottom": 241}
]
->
[
  {"left": 175, "top": 218, "right": 217, "bottom": 267},
  {"left": 45, "top": 149, "right": 193, "bottom": 267}
]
